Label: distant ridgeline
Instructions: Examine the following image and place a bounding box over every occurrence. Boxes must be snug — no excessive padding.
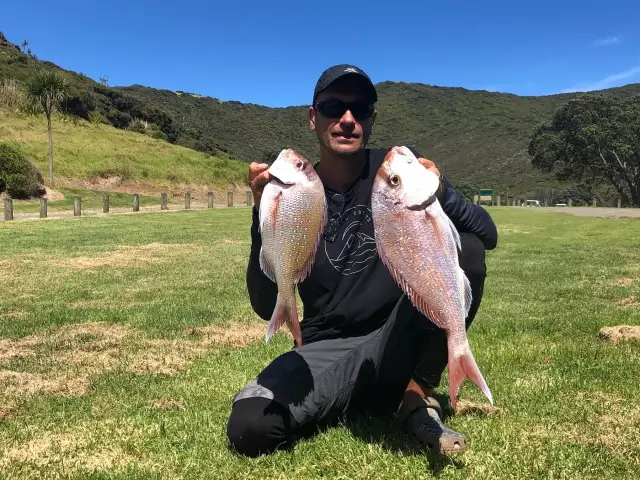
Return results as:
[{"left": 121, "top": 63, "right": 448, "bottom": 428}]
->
[{"left": 2, "top": 31, "right": 640, "bottom": 205}]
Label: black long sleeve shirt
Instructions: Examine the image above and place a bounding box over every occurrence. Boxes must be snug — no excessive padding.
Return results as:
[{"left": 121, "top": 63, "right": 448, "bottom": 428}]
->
[{"left": 246, "top": 147, "right": 498, "bottom": 345}]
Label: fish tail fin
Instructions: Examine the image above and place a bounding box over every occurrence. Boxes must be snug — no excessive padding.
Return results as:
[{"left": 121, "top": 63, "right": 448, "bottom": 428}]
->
[
  {"left": 265, "top": 293, "right": 303, "bottom": 348},
  {"left": 448, "top": 339, "right": 493, "bottom": 410}
]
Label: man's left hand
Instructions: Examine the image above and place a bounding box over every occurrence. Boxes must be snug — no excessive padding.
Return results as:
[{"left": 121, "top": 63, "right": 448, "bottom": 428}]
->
[{"left": 417, "top": 157, "right": 440, "bottom": 177}]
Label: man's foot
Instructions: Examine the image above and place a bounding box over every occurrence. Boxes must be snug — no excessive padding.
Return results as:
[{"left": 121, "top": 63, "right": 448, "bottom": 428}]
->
[{"left": 397, "top": 392, "right": 468, "bottom": 455}]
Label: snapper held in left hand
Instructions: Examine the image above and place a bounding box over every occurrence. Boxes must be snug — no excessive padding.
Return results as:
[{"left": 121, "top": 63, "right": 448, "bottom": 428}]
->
[
  {"left": 370, "top": 146, "right": 493, "bottom": 409},
  {"left": 258, "top": 149, "right": 328, "bottom": 348}
]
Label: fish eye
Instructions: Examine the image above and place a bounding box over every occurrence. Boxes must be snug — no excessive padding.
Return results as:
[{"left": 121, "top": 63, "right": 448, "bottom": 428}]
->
[
  {"left": 295, "top": 160, "right": 303, "bottom": 170},
  {"left": 389, "top": 174, "right": 400, "bottom": 186}
]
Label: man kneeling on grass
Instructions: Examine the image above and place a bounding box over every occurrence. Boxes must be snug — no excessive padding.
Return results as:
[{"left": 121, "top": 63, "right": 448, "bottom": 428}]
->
[{"left": 226, "top": 64, "right": 498, "bottom": 457}]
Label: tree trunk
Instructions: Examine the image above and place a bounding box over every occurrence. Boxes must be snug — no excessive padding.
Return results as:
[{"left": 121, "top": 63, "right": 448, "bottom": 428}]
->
[{"left": 46, "top": 113, "right": 54, "bottom": 187}]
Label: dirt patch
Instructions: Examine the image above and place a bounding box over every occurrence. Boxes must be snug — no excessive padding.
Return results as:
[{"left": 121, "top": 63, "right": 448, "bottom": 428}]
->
[
  {"left": 151, "top": 395, "right": 185, "bottom": 411},
  {"left": 610, "top": 277, "right": 635, "bottom": 286},
  {"left": 454, "top": 400, "right": 503, "bottom": 417},
  {"left": 55, "top": 243, "right": 200, "bottom": 270},
  {"left": 615, "top": 296, "right": 640, "bottom": 308},
  {"left": 57, "top": 176, "right": 252, "bottom": 206},
  {"left": 44, "top": 187, "right": 65, "bottom": 202},
  {"left": 0, "top": 370, "right": 90, "bottom": 397},
  {"left": 598, "top": 325, "right": 640, "bottom": 344}
]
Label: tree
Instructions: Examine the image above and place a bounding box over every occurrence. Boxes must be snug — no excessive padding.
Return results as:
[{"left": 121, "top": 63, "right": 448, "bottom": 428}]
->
[
  {"left": 24, "top": 69, "right": 70, "bottom": 187},
  {"left": 528, "top": 92, "right": 640, "bottom": 206}
]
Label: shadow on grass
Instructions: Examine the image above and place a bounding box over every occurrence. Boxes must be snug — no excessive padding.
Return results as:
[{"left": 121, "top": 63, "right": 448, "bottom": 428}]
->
[{"left": 226, "top": 394, "right": 466, "bottom": 476}]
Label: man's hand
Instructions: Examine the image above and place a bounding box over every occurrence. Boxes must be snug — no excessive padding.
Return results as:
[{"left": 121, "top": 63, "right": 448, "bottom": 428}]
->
[
  {"left": 417, "top": 157, "right": 440, "bottom": 177},
  {"left": 248, "top": 162, "right": 271, "bottom": 210},
  {"left": 417, "top": 157, "right": 445, "bottom": 200}
]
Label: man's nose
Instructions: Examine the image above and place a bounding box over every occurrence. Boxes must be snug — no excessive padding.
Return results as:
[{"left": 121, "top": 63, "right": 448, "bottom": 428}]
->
[{"left": 340, "top": 109, "right": 355, "bottom": 124}]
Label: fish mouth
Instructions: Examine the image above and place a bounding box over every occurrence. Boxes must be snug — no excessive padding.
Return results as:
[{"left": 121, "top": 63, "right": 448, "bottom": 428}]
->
[
  {"left": 407, "top": 194, "right": 436, "bottom": 211},
  {"left": 270, "top": 174, "right": 295, "bottom": 187}
]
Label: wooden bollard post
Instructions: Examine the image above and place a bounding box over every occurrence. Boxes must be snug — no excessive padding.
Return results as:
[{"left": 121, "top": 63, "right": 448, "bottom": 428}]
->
[
  {"left": 592, "top": 198, "right": 597, "bottom": 207},
  {"left": 40, "top": 198, "right": 47, "bottom": 218},
  {"left": 246, "top": 191, "right": 252, "bottom": 206},
  {"left": 133, "top": 193, "right": 140, "bottom": 212},
  {"left": 544, "top": 199, "right": 548, "bottom": 207},
  {"left": 568, "top": 198, "right": 572, "bottom": 207},
  {"left": 227, "top": 191, "right": 233, "bottom": 207},
  {"left": 617, "top": 198, "right": 622, "bottom": 208},
  {"left": 185, "top": 192, "right": 190, "bottom": 209},
  {"left": 496, "top": 195, "right": 501, "bottom": 206},
  {"left": 161, "top": 193, "right": 167, "bottom": 210},
  {"left": 3, "top": 198, "right": 13, "bottom": 221},
  {"left": 103, "top": 195, "right": 109, "bottom": 213},
  {"left": 208, "top": 191, "right": 214, "bottom": 208},
  {"left": 74, "top": 196, "right": 82, "bottom": 216}
]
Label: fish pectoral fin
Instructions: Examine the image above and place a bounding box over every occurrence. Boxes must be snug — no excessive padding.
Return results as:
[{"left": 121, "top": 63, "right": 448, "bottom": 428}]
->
[
  {"left": 259, "top": 247, "right": 276, "bottom": 282},
  {"left": 425, "top": 204, "right": 461, "bottom": 253}
]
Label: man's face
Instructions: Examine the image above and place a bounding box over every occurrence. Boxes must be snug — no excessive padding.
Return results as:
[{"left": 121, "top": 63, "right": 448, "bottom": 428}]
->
[{"left": 309, "top": 79, "right": 377, "bottom": 157}]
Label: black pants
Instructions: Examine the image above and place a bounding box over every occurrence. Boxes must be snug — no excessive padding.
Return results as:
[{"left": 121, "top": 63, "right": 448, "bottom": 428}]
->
[{"left": 227, "top": 232, "right": 487, "bottom": 457}]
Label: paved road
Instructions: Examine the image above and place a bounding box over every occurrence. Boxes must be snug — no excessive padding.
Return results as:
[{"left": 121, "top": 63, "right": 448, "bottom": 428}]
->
[{"left": 537, "top": 206, "right": 640, "bottom": 218}]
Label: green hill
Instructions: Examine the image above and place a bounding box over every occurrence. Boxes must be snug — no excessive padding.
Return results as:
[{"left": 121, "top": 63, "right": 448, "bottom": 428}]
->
[{"left": 2, "top": 30, "right": 640, "bottom": 199}]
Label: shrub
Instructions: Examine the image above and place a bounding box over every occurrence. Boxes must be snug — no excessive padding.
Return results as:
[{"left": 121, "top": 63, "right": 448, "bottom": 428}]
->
[{"left": 0, "top": 143, "right": 46, "bottom": 199}]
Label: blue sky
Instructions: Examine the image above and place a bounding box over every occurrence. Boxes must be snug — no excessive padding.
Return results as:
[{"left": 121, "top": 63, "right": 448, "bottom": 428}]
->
[{"left": 2, "top": 0, "right": 639, "bottom": 107}]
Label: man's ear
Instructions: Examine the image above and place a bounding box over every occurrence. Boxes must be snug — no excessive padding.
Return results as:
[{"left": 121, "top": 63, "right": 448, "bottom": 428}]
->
[{"left": 309, "top": 106, "right": 316, "bottom": 131}]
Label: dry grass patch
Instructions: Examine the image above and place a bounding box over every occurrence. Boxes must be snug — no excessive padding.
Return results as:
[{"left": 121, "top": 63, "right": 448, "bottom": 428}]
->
[
  {"left": 598, "top": 325, "right": 640, "bottom": 344},
  {"left": 55, "top": 242, "right": 202, "bottom": 269},
  {"left": 151, "top": 395, "right": 186, "bottom": 411},
  {"left": 0, "top": 420, "right": 141, "bottom": 475},
  {"left": 0, "top": 311, "right": 28, "bottom": 319},
  {"left": 0, "top": 320, "right": 267, "bottom": 417},
  {"left": 185, "top": 321, "right": 268, "bottom": 347},
  {"left": 610, "top": 277, "right": 635, "bottom": 286},
  {"left": 615, "top": 296, "right": 640, "bottom": 308}
]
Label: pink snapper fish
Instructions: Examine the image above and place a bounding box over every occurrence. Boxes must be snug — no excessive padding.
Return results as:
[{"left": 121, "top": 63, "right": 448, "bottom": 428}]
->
[
  {"left": 258, "top": 149, "right": 328, "bottom": 348},
  {"left": 371, "top": 146, "right": 493, "bottom": 409}
]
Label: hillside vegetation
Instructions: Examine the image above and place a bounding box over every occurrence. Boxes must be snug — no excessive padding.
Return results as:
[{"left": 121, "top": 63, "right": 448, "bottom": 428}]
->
[
  {"left": 2, "top": 30, "right": 640, "bottom": 199},
  {"left": 0, "top": 108, "right": 247, "bottom": 187}
]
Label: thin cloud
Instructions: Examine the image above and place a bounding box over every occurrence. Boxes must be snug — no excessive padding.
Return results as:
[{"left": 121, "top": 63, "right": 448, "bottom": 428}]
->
[
  {"left": 561, "top": 66, "right": 640, "bottom": 93},
  {"left": 593, "top": 36, "right": 621, "bottom": 47}
]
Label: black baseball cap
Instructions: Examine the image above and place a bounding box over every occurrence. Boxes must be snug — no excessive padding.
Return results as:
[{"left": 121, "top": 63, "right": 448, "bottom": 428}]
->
[{"left": 312, "top": 64, "right": 378, "bottom": 104}]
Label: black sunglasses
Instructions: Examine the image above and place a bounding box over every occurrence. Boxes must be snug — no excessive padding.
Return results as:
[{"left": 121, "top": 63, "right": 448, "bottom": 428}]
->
[{"left": 314, "top": 100, "right": 375, "bottom": 121}]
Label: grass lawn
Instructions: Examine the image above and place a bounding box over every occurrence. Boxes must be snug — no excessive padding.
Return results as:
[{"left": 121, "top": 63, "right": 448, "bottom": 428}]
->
[{"left": 0, "top": 207, "right": 639, "bottom": 479}]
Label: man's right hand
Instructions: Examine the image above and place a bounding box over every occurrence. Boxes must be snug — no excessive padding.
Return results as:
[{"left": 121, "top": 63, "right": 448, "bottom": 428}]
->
[{"left": 248, "top": 162, "right": 271, "bottom": 210}]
